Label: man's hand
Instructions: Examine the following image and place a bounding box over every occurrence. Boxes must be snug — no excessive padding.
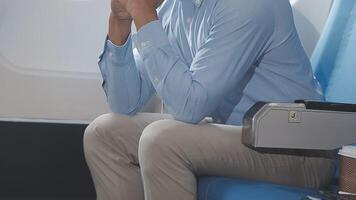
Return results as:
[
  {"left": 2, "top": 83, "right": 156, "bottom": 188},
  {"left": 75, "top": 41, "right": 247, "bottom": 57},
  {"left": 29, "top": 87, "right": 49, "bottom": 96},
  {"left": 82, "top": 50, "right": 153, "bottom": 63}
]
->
[
  {"left": 108, "top": 1, "right": 133, "bottom": 46},
  {"left": 112, "top": 0, "right": 162, "bottom": 30},
  {"left": 108, "top": 0, "right": 162, "bottom": 45},
  {"left": 111, "top": 0, "right": 132, "bottom": 20}
]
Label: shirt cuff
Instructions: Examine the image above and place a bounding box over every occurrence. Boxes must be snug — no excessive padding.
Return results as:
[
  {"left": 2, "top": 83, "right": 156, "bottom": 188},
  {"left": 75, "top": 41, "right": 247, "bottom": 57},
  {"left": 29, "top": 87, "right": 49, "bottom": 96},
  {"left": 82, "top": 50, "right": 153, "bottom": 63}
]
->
[
  {"left": 101, "top": 35, "right": 134, "bottom": 65},
  {"left": 132, "top": 20, "right": 170, "bottom": 58}
]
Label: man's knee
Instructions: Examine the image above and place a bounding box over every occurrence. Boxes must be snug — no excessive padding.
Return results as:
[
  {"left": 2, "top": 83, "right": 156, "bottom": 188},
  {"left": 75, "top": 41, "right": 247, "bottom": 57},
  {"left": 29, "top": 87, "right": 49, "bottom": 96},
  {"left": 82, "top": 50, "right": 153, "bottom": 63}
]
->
[
  {"left": 138, "top": 119, "right": 186, "bottom": 170},
  {"left": 83, "top": 113, "right": 136, "bottom": 158}
]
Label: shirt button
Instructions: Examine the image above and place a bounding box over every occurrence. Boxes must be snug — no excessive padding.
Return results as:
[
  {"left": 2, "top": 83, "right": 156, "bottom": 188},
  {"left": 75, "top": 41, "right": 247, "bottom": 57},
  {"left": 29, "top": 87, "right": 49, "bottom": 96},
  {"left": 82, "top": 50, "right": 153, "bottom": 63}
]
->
[
  {"left": 195, "top": 0, "right": 203, "bottom": 7},
  {"left": 109, "top": 52, "right": 113, "bottom": 57},
  {"left": 153, "top": 77, "right": 160, "bottom": 84}
]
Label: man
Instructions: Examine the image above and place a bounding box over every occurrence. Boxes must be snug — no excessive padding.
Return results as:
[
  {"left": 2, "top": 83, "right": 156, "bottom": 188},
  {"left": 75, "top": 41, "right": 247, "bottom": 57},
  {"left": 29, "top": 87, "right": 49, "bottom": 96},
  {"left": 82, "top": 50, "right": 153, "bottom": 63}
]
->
[{"left": 84, "top": 0, "right": 336, "bottom": 199}]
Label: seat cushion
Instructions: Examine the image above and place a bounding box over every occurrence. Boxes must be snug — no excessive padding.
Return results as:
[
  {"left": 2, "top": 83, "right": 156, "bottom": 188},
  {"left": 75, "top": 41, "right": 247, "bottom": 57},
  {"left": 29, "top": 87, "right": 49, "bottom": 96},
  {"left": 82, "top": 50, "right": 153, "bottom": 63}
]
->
[{"left": 198, "top": 177, "right": 320, "bottom": 200}]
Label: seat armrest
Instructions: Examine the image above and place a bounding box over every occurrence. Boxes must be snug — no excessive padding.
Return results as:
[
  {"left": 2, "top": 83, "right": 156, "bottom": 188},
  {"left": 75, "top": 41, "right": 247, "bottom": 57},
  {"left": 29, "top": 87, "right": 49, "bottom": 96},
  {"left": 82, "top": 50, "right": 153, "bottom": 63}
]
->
[
  {"left": 242, "top": 101, "right": 356, "bottom": 150},
  {"left": 294, "top": 100, "right": 356, "bottom": 112}
]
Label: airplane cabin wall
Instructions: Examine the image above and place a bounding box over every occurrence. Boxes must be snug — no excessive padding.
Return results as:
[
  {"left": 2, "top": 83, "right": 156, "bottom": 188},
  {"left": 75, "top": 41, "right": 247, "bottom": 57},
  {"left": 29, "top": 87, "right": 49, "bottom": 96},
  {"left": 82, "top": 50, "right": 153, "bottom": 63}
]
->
[
  {"left": 0, "top": 0, "right": 333, "bottom": 122},
  {"left": 291, "top": 0, "right": 334, "bottom": 57}
]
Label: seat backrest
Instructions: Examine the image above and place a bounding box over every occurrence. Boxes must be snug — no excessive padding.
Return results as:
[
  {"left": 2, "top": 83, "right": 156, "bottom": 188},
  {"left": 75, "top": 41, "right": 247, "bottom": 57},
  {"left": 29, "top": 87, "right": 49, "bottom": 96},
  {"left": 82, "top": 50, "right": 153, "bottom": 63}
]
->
[
  {"left": 311, "top": 0, "right": 356, "bottom": 183},
  {"left": 311, "top": 0, "right": 356, "bottom": 104}
]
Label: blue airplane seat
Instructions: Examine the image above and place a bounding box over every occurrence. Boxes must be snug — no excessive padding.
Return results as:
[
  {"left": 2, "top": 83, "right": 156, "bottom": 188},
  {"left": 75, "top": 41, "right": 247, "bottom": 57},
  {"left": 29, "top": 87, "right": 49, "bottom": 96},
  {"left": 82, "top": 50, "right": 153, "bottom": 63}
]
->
[
  {"left": 198, "top": 0, "right": 356, "bottom": 199},
  {"left": 311, "top": 0, "right": 356, "bottom": 104},
  {"left": 198, "top": 177, "right": 321, "bottom": 200}
]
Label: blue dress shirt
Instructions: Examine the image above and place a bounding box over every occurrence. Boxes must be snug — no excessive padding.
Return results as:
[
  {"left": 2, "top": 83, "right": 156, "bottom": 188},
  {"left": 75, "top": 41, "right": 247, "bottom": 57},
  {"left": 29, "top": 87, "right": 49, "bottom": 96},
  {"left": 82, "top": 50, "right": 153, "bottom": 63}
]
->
[{"left": 98, "top": 0, "right": 323, "bottom": 125}]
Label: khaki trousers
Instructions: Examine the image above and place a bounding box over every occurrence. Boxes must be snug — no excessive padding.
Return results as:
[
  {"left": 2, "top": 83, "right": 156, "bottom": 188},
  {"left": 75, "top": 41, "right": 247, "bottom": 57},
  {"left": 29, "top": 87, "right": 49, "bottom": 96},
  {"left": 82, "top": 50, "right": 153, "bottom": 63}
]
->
[{"left": 83, "top": 113, "right": 335, "bottom": 200}]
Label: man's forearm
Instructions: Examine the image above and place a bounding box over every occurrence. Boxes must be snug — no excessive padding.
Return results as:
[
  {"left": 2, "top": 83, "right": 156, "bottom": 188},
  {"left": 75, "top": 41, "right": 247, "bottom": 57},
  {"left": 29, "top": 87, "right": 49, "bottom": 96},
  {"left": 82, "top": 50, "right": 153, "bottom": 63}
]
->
[{"left": 108, "top": 13, "right": 132, "bottom": 45}]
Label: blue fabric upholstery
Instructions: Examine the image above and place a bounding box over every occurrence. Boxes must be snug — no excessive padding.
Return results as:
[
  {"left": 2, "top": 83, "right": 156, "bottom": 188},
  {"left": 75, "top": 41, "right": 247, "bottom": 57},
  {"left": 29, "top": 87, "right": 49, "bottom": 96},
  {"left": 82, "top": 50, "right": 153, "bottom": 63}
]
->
[
  {"left": 198, "top": 177, "right": 321, "bottom": 200},
  {"left": 198, "top": 0, "right": 356, "bottom": 199},
  {"left": 311, "top": 0, "right": 356, "bottom": 103}
]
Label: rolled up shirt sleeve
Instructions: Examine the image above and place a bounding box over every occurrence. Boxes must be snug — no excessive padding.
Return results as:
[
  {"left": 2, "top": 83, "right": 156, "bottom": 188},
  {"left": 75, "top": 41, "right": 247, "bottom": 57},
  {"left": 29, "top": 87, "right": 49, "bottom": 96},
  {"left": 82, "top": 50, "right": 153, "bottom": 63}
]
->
[
  {"left": 98, "top": 35, "right": 155, "bottom": 115},
  {"left": 132, "top": 6, "right": 273, "bottom": 124}
]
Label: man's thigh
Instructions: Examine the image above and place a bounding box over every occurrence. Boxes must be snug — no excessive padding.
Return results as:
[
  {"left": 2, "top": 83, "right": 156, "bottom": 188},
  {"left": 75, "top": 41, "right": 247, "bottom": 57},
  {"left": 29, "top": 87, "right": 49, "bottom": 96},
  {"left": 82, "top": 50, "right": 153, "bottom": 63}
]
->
[
  {"left": 141, "top": 119, "right": 335, "bottom": 188},
  {"left": 85, "top": 112, "right": 171, "bottom": 163}
]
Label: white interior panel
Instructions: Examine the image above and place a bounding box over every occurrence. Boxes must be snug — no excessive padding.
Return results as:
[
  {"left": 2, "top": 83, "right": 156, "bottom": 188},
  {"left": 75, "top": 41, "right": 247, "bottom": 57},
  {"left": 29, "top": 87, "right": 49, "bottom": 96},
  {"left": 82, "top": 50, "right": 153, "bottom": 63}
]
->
[
  {"left": 291, "top": 0, "right": 333, "bottom": 56},
  {"left": 0, "top": 0, "right": 108, "bottom": 76},
  {"left": 0, "top": 0, "right": 332, "bottom": 121},
  {"left": 0, "top": 0, "right": 111, "bottom": 121}
]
